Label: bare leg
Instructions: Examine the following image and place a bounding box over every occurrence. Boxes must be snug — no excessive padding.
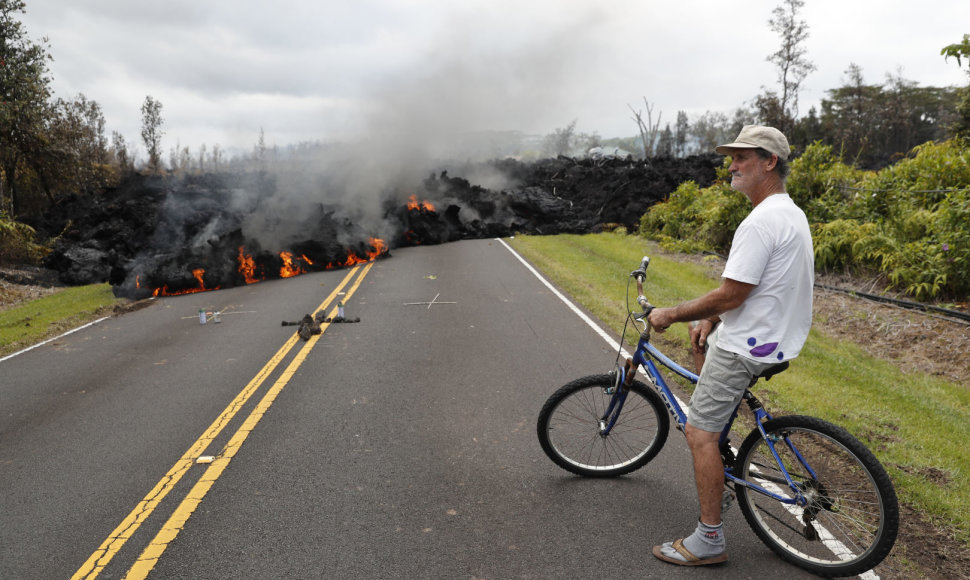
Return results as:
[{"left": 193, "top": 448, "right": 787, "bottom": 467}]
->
[
  {"left": 692, "top": 348, "right": 705, "bottom": 375},
  {"left": 653, "top": 423, "right": 727, "bottom": 564},
  {"left": 685, "top": 423, "right": 723, "bottom": 526}
]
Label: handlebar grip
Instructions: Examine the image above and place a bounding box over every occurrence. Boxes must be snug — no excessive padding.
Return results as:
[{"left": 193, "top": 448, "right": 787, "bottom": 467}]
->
[{"left": 631, "top": 256, "right": 651, "bottom": 282}]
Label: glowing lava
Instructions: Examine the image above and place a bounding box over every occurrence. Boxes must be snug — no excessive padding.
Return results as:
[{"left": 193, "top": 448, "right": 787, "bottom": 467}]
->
[
  {"left": 237, "top": 247, "right": 261, "bottom": 284},
  {"left": 152, "top": 268, "right": 218, "bottom": 296},
  {"left": 280, "top": 251, "right": 306, "bottom": 278},
  {"left": 406, "top": 194, "right": 435, "bottom": 212}
]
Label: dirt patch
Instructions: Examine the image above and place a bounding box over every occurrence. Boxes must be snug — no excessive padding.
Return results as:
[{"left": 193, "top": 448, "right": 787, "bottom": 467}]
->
[
  {"left": 0, "top": 265, "right": 66, "bottom": 311},
  {"left": 813, "top": 278, "right": 970, "bottom": 386},
  {"left": 810, "top": 298, "right": 966, "bottom": 574}
]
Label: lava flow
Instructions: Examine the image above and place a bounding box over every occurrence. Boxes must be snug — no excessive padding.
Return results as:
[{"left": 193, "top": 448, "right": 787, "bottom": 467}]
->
[
  {"left": 279, "top": 252, "right": 299, "bottom": 278},
  {"left": 152, "top": 268, "right": 219, "bottom": 297},
  {"left": 406, "top": 194, "right": 435, "bottom": 212},
  {"left": 237, "top": 246, "right": 261, "bottom": 284},
  {"left": 327, "top": 237, "right": 389, "bottom": 268}
]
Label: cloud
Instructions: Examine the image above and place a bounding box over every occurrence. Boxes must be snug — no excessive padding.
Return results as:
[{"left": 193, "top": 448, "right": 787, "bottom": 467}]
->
[{"left": 19, "top": 0, "right": 970, "bottom": 153}]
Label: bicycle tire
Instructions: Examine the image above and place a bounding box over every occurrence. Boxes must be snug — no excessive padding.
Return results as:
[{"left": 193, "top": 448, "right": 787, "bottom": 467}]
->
[
  {"left": 537, "top": 374, "right": 669, "bottom": 477},
  {"left": 734, "top": 415, "right": 898, "bottom": 577}
]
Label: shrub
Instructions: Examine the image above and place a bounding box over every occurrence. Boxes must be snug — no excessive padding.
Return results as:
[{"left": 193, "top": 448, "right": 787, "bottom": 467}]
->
[
  {"left": 638, "top": 176, "right": 747, "bottom": 255},
  {"left": 639, "top": 138, "right": 970, "bottom": 300},
  {"left": 812, "top": 219, "right": 880, "bottom": 273},
  {"left": 787, "top": 142, "right": 867, "bottom": 223},
  {"left": 0, "top": 213, "right": 46, "bottom": 267}
]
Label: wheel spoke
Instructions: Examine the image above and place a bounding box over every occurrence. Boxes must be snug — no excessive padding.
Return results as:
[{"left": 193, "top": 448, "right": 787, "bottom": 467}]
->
[
  {"left": 734, "top": 416, "right": 897, "bottom": 576},
  {"left": 537, "top": 375, "right": 668, "bottom": 477}
]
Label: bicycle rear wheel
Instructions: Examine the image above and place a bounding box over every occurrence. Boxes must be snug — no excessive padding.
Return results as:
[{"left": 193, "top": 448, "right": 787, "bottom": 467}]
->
[
  {"left": 537, "top": 374, "right": 669, "bottom": 477},
  {"left": 734, "top": 415, "right": 898, "bottom": 577}
]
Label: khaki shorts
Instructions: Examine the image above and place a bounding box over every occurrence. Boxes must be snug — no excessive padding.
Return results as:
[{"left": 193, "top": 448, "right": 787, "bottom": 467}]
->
[{"left": 687, "top": 326, "right": 777, "bottom": 433}]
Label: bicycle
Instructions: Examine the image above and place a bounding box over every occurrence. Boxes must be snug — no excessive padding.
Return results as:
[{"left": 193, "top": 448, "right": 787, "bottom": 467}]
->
[{"left": 536, "top": 257, "right": 899, "bottom": 577}]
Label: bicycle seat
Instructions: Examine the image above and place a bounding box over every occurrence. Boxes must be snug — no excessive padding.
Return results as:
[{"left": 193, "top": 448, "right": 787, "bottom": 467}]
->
[{"left": 757, "top": 361, "right": 790, "bottom": 381}]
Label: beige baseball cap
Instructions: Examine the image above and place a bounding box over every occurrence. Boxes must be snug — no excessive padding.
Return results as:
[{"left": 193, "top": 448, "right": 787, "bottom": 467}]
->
[{"left": 715, "top": 125, "right": 790, "bottom": 160}]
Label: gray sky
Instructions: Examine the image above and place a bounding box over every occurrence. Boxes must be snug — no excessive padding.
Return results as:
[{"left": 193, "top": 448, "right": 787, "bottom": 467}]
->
[{"left": 20, "top": 0, "right": 970, "bottom": 155}]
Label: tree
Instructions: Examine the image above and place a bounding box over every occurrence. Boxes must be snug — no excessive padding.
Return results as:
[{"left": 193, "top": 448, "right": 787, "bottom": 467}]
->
[
  {"left": 942, "top": 34, "right": 970, "bottom": 140},
  {"left": 50, "top": 93, "right": 111, "bottom": 193},
  {"left": 821, "top": 64, "right": 879, "bottom": 162},
  {"left": 656, "top": 124, "right": 674, "bottom": 157},
  {"left": 690, "top": 110, "right": 732, "bottom": 154},
  {"left": 728, "top": 106, "right": 758, "bottom": 139},
  {"left": 629, "top": 98, "right": 662, "bottom": 157},
  {"left": 140, "top": 95, "right": 164, "bottom": 174},
  {"left": 111, "top": 130, "right": 133, "bottom": 177},
  {"left": 0, "top": 0, "right": 54, "bottom": 216},
  {"left": 674, "top": 110, "right": 689, "bottom": 157},
  {"left": 168, "top": 140, "right": 191, "bottom": 175},
  {"left": 819, "top": 66, "right": 961, "bottom": 167},
  {"left": 542, "top": 120, "right": 577, "bottom": 157},
  {"left": 765, "top": 0, "right": 816, "bottom": 134},
  {"left": 941, "top": 34, "right": 970, "bottom": 67},
  {"left": 576, "top": 130, "right": 602, "bottom": 155},
  {"left": 210, "top": 144, "right": 223, "bottom": 172}
]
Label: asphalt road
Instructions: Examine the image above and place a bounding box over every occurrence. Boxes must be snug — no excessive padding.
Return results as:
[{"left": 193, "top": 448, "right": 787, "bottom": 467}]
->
[{"left": 0, "top": 239, "right": 821, "bottom": 579}]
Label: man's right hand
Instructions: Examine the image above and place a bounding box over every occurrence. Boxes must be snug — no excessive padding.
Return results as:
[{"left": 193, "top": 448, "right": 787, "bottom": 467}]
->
[
  {"left": 689, "top": 318, "right": 716, "bottom": 354},
  {"left": 647, "top": 307, "right": 674, "bottom": 333}
]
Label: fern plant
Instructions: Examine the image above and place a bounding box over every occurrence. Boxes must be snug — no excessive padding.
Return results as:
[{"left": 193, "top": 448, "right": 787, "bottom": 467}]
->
[{"left": 0, "top": 213, "right": 46, "bottom": 267}]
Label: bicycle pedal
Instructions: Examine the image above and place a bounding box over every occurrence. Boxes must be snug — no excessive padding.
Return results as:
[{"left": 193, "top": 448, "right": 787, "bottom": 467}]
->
[{"left": 721, "top": 490, "right": 736, "bottom": 512}]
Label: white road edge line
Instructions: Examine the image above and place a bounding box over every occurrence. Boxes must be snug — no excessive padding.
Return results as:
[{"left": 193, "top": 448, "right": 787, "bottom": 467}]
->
[{"left": 0, "top": 316, "right": 111, "bottom": 363}]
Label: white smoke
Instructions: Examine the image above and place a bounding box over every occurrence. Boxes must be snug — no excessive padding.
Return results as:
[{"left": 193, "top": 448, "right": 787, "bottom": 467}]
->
[{"left": 236, "top": 4, "right": 613, "bottom": 251}]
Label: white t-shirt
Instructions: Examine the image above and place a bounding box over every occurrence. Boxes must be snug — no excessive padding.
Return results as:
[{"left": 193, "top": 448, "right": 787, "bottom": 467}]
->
[{"left": 717, "top": 193, "right": 814, "bottom": 362}]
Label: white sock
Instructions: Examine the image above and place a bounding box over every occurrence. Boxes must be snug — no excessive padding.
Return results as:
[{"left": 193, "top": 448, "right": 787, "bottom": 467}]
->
[{"left": 681, "top": 520, "right": 725, "bottom": 558}]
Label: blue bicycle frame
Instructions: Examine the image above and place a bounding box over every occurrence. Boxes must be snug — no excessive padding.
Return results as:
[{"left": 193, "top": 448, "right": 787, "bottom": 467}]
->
[{"left": 605, "top": 321, "right": 814, "bottom": 508}]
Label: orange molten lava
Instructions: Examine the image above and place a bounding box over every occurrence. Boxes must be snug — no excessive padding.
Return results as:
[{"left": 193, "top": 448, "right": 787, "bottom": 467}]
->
[
  {"left": 368, "top": 237, "right": 388, "bottom": 257},
  {"left": 237, "top": 247, "right": 261, "bottom": 284},
  {"left": 152, "top": 268, "right": 217, "bottom": 296},
  {"left": 406, "top": 194, "right": 435, "bottom": 212},
  {"left": 279, "top": 251, "right": 305, "bottom": 278},
  {"left": 154, "top": 240, "right": 389, "bottom": 295},
  {"left": 326, "top": 237, "right": 389, "bottom": 269}
]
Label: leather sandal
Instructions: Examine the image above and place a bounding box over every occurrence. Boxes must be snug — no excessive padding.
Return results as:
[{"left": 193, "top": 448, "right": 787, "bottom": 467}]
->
[{"left": 652, "top": 538, "right": 728, "bottom": 567}]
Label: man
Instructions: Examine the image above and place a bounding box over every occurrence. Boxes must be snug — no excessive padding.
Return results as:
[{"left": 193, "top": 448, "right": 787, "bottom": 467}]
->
[{"left": 647, "top": 125, "right": 814, "bottom": 567}]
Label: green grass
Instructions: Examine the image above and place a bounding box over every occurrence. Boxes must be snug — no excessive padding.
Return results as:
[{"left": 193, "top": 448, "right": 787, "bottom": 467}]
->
[
  {"left": 509, "top": 232, "right": 970, "bottom": 547},
  {"left": 0, "top": 283, "right": 121, "bottom": 357},
  {"left": 508, "top": 231, "right": 717, "bottom": 354}
]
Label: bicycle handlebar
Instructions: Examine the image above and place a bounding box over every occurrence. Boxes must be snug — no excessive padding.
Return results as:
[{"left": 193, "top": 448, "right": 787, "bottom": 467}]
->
[
  {"left": 631, "top": 256, "right": 649, "bottom": 283},
  {"left": 630, "top": 256, "right": 654, "bottom": 320}
]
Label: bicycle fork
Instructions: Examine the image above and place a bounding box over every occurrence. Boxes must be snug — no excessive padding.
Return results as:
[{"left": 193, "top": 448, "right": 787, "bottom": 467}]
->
[{"left": 600, "top": 358, "right": 639, "bottom": 436}]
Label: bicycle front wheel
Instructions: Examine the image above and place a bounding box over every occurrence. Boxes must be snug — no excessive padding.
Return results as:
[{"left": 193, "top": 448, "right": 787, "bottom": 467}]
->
[
  {"left": 537, "top": 374, "right": 669, "bottom": 477},
  {"left": 734, "top": 415, "right": 898, "bottom": 577}
]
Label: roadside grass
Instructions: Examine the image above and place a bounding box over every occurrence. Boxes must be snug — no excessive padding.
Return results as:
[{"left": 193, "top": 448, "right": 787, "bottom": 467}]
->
[
  {"left": 508, "top": 231, "right": 970, "bottom": 547},
  {"left": 0, "top": 283, "right": 120, "bottom": 357}
]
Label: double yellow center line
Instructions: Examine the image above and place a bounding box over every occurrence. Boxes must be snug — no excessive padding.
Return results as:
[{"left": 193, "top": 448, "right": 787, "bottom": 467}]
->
[{"left": 73, "top": 263, "right": 373, "bottom": 580}]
